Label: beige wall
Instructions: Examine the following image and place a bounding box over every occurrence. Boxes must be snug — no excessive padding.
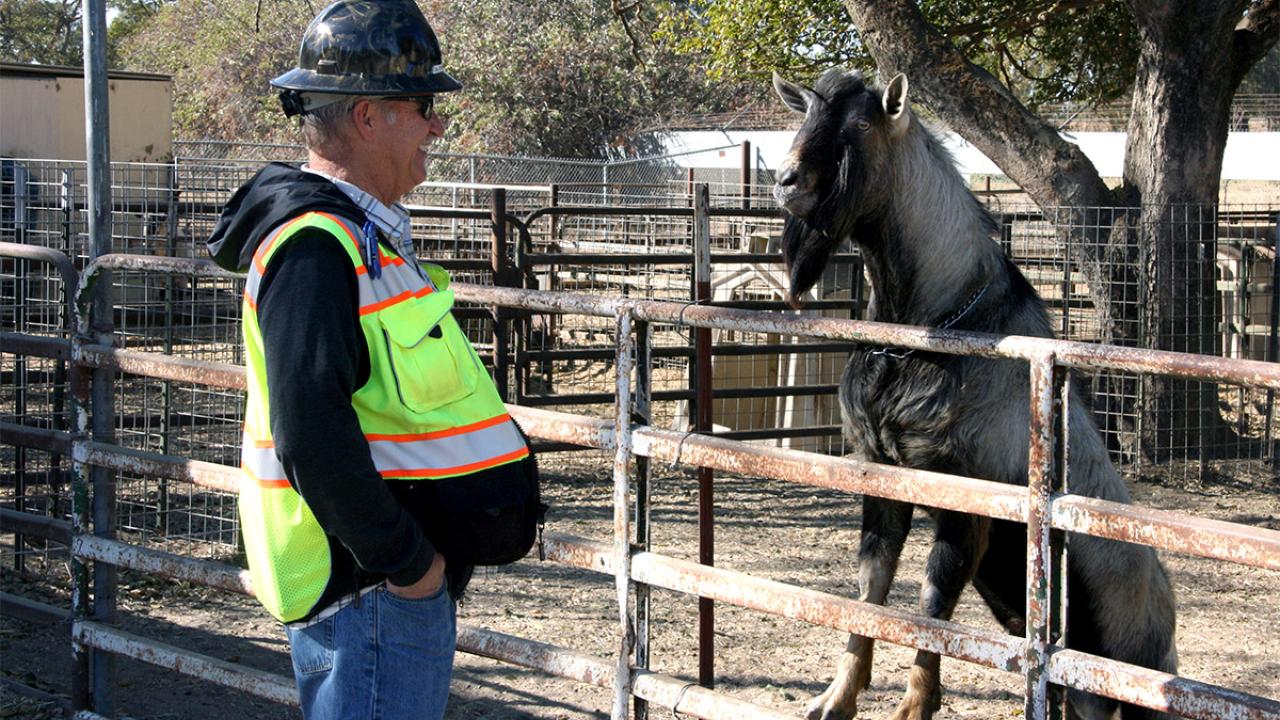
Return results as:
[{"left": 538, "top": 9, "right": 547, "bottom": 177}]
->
[{"left": 1, "top": 73, "right": 172, "bottom": 161}]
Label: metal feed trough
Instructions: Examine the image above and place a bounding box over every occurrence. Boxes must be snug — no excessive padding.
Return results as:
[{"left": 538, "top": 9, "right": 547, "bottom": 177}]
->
[{"left": 2, "top": 246, "right": 1279, "bottom": 720}]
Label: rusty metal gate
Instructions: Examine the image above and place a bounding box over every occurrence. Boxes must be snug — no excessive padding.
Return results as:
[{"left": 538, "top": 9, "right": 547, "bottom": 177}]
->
[{"left": 2, "top": 239, "right": 1279, "bottom": 719}]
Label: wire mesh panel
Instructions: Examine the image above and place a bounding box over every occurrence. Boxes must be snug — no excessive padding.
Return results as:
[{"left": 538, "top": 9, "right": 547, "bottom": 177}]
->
[
  {"left": 978, "top": 201, "right": 1278, "bottom": 481},
  {"left": 1, "top": 169, "right": 78, "bottom": 582}
]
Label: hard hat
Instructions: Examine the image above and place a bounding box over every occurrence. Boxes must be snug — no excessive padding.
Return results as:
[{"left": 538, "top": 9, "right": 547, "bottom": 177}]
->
[{"left": 271, "top": 0, "right": 462, "bottom": 116}]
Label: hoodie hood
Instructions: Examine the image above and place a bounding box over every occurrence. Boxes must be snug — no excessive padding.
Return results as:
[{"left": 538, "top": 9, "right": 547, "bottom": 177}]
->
[{"left": 207, "top": 162, "right": 367, "bottom": 272}]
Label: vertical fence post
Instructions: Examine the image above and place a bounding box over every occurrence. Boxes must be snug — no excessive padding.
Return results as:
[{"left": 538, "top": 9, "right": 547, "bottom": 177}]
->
[
  {"left": 490, "top": 188, "right": 510, "bottom": 400},
  {"left": 632, "top": 319, "right": 653, "bottom": 720},
  {"left": 159, "top": 162, "right": 179, "bottom": 526},
  {"left": 1025, "top": 353, "right": 1057, "bottom": 719},
  {"left": 740, "top": 141, "right": 752, "bottom": 210},
  {"left": 1051, "top": 366, "right": 1072, "bottom": 720},
  {"left": 12, "top": 164, "right": 30, "bottom": 574},
  {"left": 80, "top": 0, "right": 118, "bottom": 712},
  {"left": 1264, "top": 211, "right": 1279, "bottom": 465},
  {"left": 54, "top": 170, "right": 74, "bottom": 515},
  {"left": 611, "top": 308, "right": 637, "bottom": 720},
  {"left": 692, "top": 182, "right": 715, "bottom": 689},
  {"left": 61, "top": 168, "right": 75, "bottom": 256},
  {"left": 545, "top": 184, "right": 559, "bottom": 388}
]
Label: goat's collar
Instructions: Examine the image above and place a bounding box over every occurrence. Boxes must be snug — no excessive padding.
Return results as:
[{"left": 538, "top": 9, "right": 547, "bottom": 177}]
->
[{"left": 867, "top": 282, "right": 990, "bottom": 361}]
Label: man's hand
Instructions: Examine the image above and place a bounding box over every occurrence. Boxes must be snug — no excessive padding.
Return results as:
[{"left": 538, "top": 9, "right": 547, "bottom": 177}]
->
[{"left": 386, "top": 552, "right": 446, "bottom": 599}]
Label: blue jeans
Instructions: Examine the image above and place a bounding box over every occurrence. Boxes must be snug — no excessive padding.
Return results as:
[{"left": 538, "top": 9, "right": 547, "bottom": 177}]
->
[{"left": 286, "top": 582, "right": 456, "bottom": 720}]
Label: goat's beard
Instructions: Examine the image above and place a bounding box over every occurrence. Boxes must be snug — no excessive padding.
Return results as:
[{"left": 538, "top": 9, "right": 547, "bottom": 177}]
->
[{"left": 782, "top": 217, "right": 841, "bottom": 308}]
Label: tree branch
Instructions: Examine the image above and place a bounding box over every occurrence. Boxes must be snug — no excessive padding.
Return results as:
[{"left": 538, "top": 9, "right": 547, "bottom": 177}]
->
[
  {"left": 611, "top": 0, "right": 647, "bottom": 68},
  {"left": 945, "top": 0, "right": 1102, "bottom": 40},
  {"left": 842, "top": 0, "right": 1116, "bottom": 209},
  {"left": 1230, "top": 0, "right": 1279, "bottom": 88}
]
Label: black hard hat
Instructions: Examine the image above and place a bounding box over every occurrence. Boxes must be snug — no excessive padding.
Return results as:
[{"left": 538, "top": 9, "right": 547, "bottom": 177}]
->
[{"left": 271, "top": 0, "right": 462, "bottom": 113}]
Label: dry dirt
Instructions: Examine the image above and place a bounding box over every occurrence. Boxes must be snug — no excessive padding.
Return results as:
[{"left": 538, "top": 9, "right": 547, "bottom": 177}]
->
[{"left": 3, "top": 451, "right": 1279, "bottom": 720}]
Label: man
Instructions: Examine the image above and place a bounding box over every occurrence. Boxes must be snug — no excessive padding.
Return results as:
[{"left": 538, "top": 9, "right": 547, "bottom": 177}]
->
[{"left": 207, "top": 2, "right": 534, "bottom": 718}]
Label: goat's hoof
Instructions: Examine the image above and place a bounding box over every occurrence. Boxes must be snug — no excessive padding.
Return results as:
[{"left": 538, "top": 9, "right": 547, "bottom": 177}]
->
[
  {"left": 885, "top": 687, "right": 942, "bottom": 720},
  {"left": 804, "top": 690, "right": 858, "bottom": 720}
]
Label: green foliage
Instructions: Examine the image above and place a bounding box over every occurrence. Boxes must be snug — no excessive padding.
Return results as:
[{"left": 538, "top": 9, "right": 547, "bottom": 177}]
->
[
  {"left": 0, "top": 0, "right": 84, "bottom": 65},
  {"left": 112, "top": 0, "right": 745, "bottom": 155},
  {"left": 655, "top": 0, "right": 859, "bottom": 79},
  {"left": 428, "top": 0, "right": 747, "bottom": 157},
  {"left": 117, "top": 0, "right": 305, "bottom": 142},
  {"left": 0, "top": 0, "right": 173, "bottom": 68},
  {"left": 657, "top": 0, "right": 1138, "bottom": 108}
]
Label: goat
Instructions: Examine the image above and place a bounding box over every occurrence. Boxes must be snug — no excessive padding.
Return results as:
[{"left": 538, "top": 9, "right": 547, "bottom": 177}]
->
[{"left": 771, "top": 69, "right": 1178, "bottom": 720}]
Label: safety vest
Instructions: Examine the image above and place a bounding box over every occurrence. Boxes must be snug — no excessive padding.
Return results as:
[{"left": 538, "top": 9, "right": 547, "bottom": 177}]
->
[{"left": 238, "top": 211, "right": 529, "bottom": 622}]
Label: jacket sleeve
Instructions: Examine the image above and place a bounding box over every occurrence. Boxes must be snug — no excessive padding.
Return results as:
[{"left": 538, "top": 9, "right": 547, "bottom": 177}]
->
[{"left": 255, "top": 229, "right": 434, "bottom": 587}]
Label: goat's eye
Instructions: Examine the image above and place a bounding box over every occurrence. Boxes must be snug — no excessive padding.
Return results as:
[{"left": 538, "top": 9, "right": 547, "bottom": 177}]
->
[{"left": 855, "top": 119, "right": 871, "bottom": 132}]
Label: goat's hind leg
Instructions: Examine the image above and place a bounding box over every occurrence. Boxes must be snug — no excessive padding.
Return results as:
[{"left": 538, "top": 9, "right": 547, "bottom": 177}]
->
[
  {"left": 887, "top": 511, "right": 991, "bottom": 720},
  {"left": 806, "top": 498, "right": 913, "bottom": 720}
]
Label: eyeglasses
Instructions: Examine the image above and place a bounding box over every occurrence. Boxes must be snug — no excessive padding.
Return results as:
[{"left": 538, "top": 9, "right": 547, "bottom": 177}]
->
[{"left": 390, "top": 95, "right": 435, "bottom": 120}]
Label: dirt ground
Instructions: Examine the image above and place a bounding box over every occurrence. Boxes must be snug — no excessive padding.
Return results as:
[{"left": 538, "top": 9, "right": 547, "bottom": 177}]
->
[{"left": 2, "top": 450, "right": 1278, "bottom": 720}]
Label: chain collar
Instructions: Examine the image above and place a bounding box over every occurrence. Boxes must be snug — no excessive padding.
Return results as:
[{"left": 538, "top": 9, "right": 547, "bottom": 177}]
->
[{"left": 867, "top": 282, "right": 990, "bottom": 361}]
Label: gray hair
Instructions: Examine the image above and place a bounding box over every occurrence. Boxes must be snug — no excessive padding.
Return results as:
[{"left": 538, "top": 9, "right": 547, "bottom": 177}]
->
[{"left": 299, "top": 96, "right": 360, "bottom": 150}]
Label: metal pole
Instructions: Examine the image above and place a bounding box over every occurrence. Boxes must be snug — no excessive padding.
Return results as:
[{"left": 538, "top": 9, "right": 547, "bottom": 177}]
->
[
  {"left": 81, "top": 1, "right": 117, "bottom": 711},
  {"left": 545, "top": 183, "right": 559, "bottom": 387},
  {"left": 491, "top": 188, "right": 510, "bottom": 400},
  {"left": 1264, "top": 212, "right": 1279, "bottom": 465},
  {"left": 1051, "top": 367, "right": 1071, "bottom": 720},
  {"left": 740, "top": 141, "right": 752, "bottom": 210},
  {"left": 1025, "top": 354, "right": 1057, "bottom": 719},
  {"left": 13, "top": 164, "right": 30, "bottom": 573},
  {"left": 611, "top": 309, "right": 637, "bottom": 720},
  {"left": 159, "top": 162, "right": 179, "bottom": 527},
  {"left": 692, "top": 183, "right": 715, "bottom": 689},
  {"left": 633, "top": 319, "right": 653, "bottom": 720}
]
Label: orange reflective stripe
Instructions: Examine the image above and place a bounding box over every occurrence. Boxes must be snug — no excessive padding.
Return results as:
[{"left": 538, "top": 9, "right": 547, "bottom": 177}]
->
[
  {"left": 254, "top": 212, "right": 367, "bottom": 274},
  {"left": 243, "top": 291, "right": 257, "bottom": 312},
  {"left": 253, "top": 214, "right": 314, "bottom": 274},
  {"left": 313, "top": 211, "right": 363, "bottom": 260},
  {"left": 378, "top": 446, "right": 529, "bottom": 479},
  {"left": 364, "top": 413, "right": 511, "bottom": 443},
  {"left": 358, "top": 284, "right": 434, "bottom": 316}
]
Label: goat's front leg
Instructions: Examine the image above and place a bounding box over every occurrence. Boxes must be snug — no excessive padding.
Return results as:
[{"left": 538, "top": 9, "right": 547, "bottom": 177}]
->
[
  {"left": 888, "top": 511, "right": 991, "bottom": 720},
  {"left": 806, "top": 497, "right": 913, "bottom": 720}
]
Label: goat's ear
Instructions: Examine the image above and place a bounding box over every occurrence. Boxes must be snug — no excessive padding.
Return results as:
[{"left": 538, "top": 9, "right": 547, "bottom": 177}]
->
[
  {"left": 773, "top": 72, "right": 811, "bottom": 114},
  {"left": 883, "top": 73, "right": 910, "bottom": 136}
]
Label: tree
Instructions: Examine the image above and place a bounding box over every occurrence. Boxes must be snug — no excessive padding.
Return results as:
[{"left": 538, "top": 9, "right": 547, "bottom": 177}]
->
[
  {"left": 114, "top": 0, "right": 746, "bottom": 157},
  {"left": 662, "top": 0, "right": 1279, "bottom": 459},
  {"left": 0, "top": 0, "right": 170, "bottom": 67},
  {"left": 1, "top": 0, "right": 84, "bottom": 65},
  {"left": 415, "top": 0, "right": 751, "bottom": 158},
  {"left": 658, "top": 0, "right": 1138, "bottom": 109},
  {"left": 116, "top": 0, "right": 306, "bottom": 143}
]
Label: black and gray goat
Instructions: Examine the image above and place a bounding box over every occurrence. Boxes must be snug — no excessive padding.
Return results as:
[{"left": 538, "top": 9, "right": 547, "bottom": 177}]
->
[{"left": 772, "top": 69, "right": 1178, "bottom": 720}]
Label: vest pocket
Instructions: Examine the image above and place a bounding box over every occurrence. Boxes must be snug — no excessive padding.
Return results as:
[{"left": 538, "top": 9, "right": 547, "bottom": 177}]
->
[{"left": 378, "top": 290, "right": 480, "bottom": 414}]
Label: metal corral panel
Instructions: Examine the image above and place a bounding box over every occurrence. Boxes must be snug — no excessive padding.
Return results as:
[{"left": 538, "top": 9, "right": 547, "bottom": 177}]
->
[{"left": 0, "top": 63, "right": 172, "bottom": 162}]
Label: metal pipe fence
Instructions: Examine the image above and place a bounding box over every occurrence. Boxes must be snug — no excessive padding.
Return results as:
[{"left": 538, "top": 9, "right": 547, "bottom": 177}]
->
[{"left": 2, "top": 251, "right": 1280, "bottom": 718}]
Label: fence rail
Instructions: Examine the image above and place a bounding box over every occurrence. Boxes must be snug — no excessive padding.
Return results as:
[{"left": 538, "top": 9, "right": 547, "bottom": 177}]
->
[{"left": 3, "top": 250, "right": 1280, "bottom": 719}]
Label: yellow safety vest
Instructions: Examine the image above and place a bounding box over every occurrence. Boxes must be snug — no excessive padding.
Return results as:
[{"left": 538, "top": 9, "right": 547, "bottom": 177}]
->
[{"left": 238, "top": 211, "right": 528, "bottom": 622}]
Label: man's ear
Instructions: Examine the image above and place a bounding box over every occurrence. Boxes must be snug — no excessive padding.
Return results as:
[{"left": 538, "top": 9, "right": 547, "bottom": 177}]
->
[{"left": 349, "top": 98, "right": 379, "bottom": 142}]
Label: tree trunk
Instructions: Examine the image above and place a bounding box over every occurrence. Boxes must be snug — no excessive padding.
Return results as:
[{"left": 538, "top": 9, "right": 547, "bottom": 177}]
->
[{"left": 1123, "top": 0, "right": 1275, "bottom": 460}]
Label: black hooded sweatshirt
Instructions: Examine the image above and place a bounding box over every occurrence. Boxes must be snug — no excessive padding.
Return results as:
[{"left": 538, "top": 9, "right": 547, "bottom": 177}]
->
[{"left": 209, "top": 162, "right": 458, "bottom": 620}]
